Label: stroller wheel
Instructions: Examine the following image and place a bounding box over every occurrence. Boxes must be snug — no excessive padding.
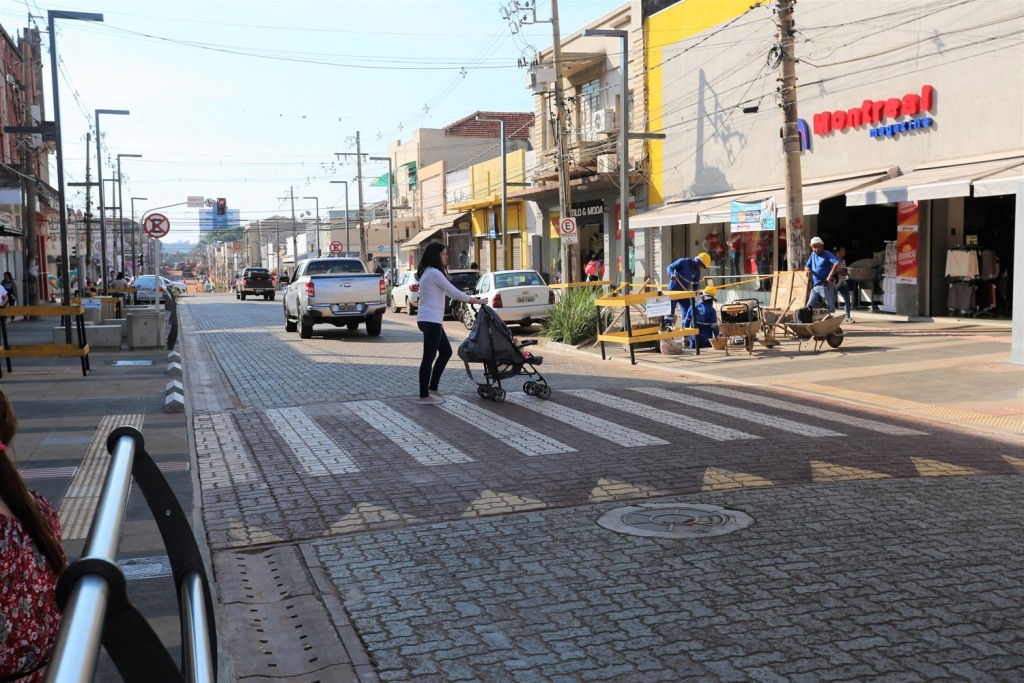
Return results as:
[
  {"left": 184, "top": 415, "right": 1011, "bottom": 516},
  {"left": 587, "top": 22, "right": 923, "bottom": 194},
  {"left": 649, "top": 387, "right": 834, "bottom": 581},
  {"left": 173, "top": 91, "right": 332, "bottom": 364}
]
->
[
  {"left": 536, "top": 385, "right": 552, "bottom": 400},
  {"left": 477, "top": 385, "right": 491, "bottom": 398},
  {"left": 492, "top": 387, "right": 506, "bottom": 402},
  {"left": 523, "top": 381, "right": 536, "bottom": 395}
]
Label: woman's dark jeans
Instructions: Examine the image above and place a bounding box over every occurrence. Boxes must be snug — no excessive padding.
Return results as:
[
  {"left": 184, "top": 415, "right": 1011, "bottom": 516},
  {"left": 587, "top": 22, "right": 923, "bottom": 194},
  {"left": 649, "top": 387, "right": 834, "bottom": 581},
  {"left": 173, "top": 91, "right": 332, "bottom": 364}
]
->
[{"left": 417, "top": 321, "right": 452, "bottom": 397}]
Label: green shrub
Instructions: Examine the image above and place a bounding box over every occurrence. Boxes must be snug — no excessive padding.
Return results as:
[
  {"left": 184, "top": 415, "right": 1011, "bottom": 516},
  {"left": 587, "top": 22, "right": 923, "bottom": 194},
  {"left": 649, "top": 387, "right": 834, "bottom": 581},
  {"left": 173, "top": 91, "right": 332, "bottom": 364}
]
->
[{"left": 542, "top": 286, "right": 602, "bottom": 345}]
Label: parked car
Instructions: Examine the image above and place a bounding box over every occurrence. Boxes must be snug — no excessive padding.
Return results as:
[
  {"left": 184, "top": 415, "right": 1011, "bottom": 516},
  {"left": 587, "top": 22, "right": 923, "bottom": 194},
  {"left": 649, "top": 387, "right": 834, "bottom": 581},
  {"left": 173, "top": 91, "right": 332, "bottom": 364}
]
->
[
  {"left": 445, "top": 269, "right": 480, "bottom": 319},
  {"left": 473, "top": 269, "right": 554, "bottom": 328},
  {"left": 390, "top": 270, "right": 420, "bottom": 315},
  {"left": 130, "top": 275, "right": 186, "bottom": 303}
]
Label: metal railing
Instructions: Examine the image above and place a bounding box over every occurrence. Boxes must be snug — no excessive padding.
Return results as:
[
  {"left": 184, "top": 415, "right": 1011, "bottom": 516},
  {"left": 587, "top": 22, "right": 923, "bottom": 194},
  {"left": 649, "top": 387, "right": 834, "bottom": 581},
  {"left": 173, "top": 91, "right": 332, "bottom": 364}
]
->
[{"left": 45, "top": 426, "right": 216, "bottom": 683}]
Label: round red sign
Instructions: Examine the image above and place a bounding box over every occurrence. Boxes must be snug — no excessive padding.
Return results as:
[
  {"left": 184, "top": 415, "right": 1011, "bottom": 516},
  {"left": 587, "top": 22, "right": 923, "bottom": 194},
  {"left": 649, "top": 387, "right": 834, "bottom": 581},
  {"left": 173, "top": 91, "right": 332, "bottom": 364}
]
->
[
  {"left": 143, "top": 213, "right": 170, "bottom": 238},
  {"left": 329, "top": 241, "right": 343, "bottom": 253}
]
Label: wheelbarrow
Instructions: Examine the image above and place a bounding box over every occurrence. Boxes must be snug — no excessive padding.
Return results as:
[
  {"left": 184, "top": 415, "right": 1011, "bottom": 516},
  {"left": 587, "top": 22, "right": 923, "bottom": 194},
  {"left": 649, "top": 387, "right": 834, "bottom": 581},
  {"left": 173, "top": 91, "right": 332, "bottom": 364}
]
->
[
  {"left": 787, "top": 310, "right": 845, "bottom": 352},
  {"left": 717, "top": 299, "right": 763, "bottom": 355}
]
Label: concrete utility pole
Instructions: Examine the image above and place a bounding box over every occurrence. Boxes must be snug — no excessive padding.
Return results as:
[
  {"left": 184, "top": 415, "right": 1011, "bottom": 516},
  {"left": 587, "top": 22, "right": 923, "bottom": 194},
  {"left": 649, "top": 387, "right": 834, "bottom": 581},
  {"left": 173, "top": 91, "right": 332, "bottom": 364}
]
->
[
  {"left": 335, "top": 132, "right": 368, "bottom": 263},
  {"left": 20, "top": 26, "right": 40, "bottom": 307},
  {"left": 83, "top": 133, "right": 93, "bottom": 285},
  {"left": 778, "top": 0, "right": 806, "bottom": 270},
  {"left": 550, "top": 0, "right": 573, "bottom": 284}
]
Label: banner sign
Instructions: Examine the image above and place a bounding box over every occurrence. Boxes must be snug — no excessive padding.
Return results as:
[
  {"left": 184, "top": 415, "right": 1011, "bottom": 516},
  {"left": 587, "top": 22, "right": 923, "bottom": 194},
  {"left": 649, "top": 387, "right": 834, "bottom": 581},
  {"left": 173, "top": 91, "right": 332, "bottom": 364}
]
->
[
  {"left": 644, "top": 296, "right": 671, "bottom": 318},
  {"left": 895, "top": 201, "right": 919, "bottom": 284},
  {"left": 730, "top": 195, "right": 776, "bottom": 233}
]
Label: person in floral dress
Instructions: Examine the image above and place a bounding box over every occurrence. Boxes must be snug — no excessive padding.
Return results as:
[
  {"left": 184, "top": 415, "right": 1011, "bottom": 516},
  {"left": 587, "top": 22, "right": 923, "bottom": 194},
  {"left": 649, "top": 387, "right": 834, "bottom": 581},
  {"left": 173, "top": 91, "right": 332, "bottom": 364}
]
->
[{"left": 0, "top": 390, "right": 66, "bottom": 682}]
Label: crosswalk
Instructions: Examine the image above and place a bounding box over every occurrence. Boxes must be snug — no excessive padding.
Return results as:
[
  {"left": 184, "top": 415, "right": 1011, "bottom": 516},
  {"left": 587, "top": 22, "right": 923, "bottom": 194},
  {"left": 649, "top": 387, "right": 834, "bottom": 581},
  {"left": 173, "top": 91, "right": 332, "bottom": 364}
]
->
[{"left": 192, "top": 386, "right": 931, "bottom": 480}]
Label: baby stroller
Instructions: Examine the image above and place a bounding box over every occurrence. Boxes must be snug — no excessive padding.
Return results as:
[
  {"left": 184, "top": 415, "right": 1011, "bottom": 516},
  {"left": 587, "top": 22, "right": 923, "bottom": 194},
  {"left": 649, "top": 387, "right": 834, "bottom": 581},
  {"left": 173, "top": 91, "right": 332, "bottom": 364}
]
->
[{"left": 458, "top": 304, "right": 551, "bottom": 402}]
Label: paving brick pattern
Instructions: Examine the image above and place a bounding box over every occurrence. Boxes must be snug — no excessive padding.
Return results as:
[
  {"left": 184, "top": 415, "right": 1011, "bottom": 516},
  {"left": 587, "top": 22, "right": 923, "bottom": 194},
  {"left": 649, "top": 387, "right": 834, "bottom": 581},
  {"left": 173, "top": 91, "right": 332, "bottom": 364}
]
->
[
  {"left": 180, "top": 298, "right": 1024, "bottom": 681},
  {"left": 313, "top": 477, "right": 1024, "bottom": 681}
]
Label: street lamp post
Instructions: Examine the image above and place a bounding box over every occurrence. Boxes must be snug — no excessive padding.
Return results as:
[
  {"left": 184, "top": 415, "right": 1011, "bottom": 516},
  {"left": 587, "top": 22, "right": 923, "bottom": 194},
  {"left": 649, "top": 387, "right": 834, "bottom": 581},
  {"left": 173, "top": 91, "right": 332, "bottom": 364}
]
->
[
  {"left": 116, "top": 153, "right": 141, "bottom": 274},
  {"left": 303, "top": 196, "right": 320, "bottom": 256},
  {"left": 369, "top": 156, "right": 394, "bottom": 279},
  {"left": 476, "top": 116, "right": 508, "bottom": 269},
  {"left": 47, "top": 10, "right": 103, "bottom": 321},
  {"left": 329, "top": 180, "right": 350, "bottom": 256},
  {"left": 130, "top": 197, "right": 148, "bottom": 275},
  {"left": 95, "top": 108, "right": 129, "bottom": 294}
]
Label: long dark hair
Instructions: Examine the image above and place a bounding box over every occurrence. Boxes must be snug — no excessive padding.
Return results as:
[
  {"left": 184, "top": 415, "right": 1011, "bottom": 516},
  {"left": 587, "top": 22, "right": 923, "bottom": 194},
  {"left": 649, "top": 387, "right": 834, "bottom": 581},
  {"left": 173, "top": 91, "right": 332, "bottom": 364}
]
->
[
  {"left": 0, "top": 391, "right": 66, "bottom": 574},
  {"left": 416, "top": 241, "right": 447, "bottom": 279}
]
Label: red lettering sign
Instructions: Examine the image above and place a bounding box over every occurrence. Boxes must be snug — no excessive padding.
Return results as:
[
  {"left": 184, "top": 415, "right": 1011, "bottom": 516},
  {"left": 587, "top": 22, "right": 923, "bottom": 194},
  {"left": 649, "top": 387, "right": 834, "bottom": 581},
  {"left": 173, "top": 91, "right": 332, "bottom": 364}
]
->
[{"left": 812, "top": 85, "right": 934, "bottom": 136}]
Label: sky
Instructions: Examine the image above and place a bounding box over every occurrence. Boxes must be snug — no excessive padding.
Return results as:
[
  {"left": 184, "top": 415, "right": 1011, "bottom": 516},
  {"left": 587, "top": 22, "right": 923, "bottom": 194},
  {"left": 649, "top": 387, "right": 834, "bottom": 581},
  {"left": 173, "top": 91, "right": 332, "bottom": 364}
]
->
[{"left": 1, "top": 0, "right": 626, "bottom": 243}]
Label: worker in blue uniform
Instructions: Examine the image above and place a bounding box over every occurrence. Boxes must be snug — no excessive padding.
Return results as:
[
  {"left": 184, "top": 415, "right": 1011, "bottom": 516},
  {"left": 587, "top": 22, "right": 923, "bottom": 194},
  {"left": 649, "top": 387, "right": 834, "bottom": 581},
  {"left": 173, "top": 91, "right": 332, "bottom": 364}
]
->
[
  {"left": 804, "top": 236, "right": 840, "bottom": 313},
  {"left": 665, "top": 252, "right": 711, "bottom": 329},
  {"left": 690, "top": 291, "right": 719, "bottom": 348}
]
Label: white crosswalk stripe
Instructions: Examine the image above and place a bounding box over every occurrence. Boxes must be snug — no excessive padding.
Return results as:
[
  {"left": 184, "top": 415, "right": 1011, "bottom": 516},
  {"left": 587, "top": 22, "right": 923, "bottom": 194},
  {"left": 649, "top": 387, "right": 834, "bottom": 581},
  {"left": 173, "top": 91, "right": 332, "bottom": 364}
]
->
[
  {"left": 563, "top": 390, "right": 759, "bottom": 442},
  {"left": 265, "top": 407, "right": 360, "bottom": 475},
  {"left": 504, "top": 392, "right": 668, "bottom": 447},
  {"left": 439, "top": 396, "right": 577, "bottom": 456},
  {"left": 348, "top": 400, "right": 474, "bottom": 466},
  {"left": 633, "top": 387, "right": 844, "bottom": 437},
  {"left": 195, "top": 414, "right": 262, "bottom": 486},
  {"left": 687, "top": 385, "right": 928, "bottom": 435}
]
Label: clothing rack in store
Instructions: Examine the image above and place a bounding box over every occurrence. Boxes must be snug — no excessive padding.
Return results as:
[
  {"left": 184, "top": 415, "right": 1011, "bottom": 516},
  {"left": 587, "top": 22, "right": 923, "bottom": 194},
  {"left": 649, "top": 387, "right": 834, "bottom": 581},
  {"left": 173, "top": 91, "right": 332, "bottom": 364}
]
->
[{"left": 945, "top": 246, "right": 998, "bottom": 317}]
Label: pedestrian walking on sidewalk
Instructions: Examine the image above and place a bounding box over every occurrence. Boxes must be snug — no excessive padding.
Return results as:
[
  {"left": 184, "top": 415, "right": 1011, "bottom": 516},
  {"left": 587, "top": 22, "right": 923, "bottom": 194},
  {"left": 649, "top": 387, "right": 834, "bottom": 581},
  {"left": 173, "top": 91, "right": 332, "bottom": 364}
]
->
[
  {"left": 415, "top": 242, "right": 485, "bottom": 405},
  {"left": 833, "top": 245, "right": 855, "bottom": 323},
  {"left": 0, "top": 391, "right": 67, "bottom": 683}
]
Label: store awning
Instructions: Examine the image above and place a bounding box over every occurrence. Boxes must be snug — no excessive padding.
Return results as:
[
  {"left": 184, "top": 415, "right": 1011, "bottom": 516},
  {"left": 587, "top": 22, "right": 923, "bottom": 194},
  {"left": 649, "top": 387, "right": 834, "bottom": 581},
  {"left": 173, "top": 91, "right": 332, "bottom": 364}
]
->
[
  {"left": 846, "top": 156, "right": 1024, "bottom": 206},
  {"left": 399, "top": 228, "right": 442, "bottom": 251},
  {"left": 429, "top": 211, "right": 470, "bottom": 230},
  {"left": 972, "top": 162, "right": 1024, "bottom": 197},
  {"left": 699, "top": 172, "right": 893, "bottom": 223},
  {"left": 630, "top": 191, "right": 750, "bottom": 229}
]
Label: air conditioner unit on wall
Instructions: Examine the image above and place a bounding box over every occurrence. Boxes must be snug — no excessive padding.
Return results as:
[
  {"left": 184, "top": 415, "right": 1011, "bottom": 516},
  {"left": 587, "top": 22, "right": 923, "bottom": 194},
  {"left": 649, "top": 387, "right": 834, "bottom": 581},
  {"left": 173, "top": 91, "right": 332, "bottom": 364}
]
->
[
  {"left": 593, "top": 109, "right": 616, "bottom": 134},
  {"left": 597, "top": 154, "right": 617, "bottom": 174}
]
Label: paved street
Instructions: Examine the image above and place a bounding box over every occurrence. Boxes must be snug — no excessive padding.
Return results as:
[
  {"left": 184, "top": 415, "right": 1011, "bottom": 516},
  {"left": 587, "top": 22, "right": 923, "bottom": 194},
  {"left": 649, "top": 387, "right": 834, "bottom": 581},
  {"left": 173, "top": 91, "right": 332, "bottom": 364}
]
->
[{"left": 177, "top": 295, "right": 1023, "bottom": 682}]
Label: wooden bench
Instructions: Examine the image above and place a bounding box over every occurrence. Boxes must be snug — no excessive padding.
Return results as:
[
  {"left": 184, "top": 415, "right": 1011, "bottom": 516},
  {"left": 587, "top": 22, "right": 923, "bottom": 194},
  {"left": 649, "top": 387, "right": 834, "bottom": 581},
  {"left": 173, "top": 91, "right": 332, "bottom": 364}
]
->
[{"left": 0, "top": 305, "right": 90, "bottom": 377}]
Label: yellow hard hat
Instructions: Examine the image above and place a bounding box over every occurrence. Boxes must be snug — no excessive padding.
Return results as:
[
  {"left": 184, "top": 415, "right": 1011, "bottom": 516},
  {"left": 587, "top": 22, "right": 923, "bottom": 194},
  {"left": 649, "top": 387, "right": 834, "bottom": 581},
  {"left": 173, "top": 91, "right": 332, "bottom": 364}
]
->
[
  {"left": 698, "top": 252, "right": 711, "bottom": 267},
  {"left": 704, "top": 283, "right": 718, "bottom": 297}
]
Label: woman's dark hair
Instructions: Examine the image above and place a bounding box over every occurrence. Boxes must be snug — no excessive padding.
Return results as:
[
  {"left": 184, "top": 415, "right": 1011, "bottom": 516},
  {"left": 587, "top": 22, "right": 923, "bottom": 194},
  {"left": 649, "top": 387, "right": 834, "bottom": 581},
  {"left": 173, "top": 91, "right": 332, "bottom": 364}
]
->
[
  {"left": 416, "top": 241, "right": 448, "bottom": 279},
  {"left": 0, "top": 391, "right": 66, "bottom": 574}
]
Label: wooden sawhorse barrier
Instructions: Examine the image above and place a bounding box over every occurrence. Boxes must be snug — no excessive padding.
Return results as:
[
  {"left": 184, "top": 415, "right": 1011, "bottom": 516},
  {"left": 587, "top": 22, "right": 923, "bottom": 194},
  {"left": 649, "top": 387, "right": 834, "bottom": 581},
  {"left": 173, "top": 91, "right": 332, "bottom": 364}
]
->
[
  {"left": 595, "top": 289, "right": 697, "bottom": 365},
  {"left": 0, "top": 305, "right": 91, "bottom": 377}
]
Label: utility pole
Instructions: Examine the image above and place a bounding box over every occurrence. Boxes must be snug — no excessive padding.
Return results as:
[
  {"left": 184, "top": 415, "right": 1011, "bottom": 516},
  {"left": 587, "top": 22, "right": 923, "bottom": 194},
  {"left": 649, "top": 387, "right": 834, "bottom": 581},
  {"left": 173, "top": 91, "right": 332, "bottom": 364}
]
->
[
  {"left": 550, "top": 0, "right": 573, "bottom": 284},
  {"left": 335, "top": 132, "right": 368, "bottom": 263},
  {"left": 778, "top": 0, "right": 805, "bottom": 270},
  {"left": 83, "top": 133, "right": 93, "bottom": 285},
  {"left": 20, "top": 25, "right": 40, "bottom": 307}
]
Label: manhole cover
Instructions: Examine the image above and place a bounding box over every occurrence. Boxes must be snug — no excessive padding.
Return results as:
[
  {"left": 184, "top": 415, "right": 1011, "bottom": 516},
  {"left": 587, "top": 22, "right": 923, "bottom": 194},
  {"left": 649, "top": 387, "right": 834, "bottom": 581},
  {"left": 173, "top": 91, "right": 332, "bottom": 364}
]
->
[
  {"left": 113, "top": 360, "right": 153, "bottom": 366},
  {"left": 597, "top": 503, "right": 753, "bottom": 539}
]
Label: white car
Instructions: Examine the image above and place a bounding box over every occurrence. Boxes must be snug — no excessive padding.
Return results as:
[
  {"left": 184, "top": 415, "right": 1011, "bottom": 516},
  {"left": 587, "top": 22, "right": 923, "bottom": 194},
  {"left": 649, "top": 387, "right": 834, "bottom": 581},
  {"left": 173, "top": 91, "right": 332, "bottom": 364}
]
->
[
  {"left": 474, "top": 269, "right": 554, "bottom": 328},
  {"left": 390, "top": 270, "right": 420, "bottom": 315},
  {"left": 131, "top": 275, "right": 186, "bottom": 303}
]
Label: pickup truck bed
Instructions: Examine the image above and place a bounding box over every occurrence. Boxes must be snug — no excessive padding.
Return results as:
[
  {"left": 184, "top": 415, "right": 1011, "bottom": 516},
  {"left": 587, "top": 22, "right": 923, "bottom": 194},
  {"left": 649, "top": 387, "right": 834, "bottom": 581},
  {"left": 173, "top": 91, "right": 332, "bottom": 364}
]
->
[
  {"left": 236, "top": 268, "right": 276, "bottom": 301},
  {"left": 282, "top": 258, "right": 387, "bottom": 338}
]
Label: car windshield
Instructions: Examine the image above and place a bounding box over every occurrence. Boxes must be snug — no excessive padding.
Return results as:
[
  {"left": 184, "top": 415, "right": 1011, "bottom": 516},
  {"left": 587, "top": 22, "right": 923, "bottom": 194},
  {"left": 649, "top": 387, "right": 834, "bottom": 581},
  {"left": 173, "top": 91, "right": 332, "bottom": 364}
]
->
[
  {"left": 306, "top": 260, "right": 366, "bottom": 275},
  {"left": 494, "top": 272, "right": 543, "bottom": 289}
]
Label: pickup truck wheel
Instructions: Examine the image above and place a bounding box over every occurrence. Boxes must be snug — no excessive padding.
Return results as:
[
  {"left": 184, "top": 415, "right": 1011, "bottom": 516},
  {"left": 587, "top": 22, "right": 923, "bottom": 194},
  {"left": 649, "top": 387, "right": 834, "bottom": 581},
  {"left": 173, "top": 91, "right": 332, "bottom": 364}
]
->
[
  {"left": 299, "top": 317, "right": 313, "bottom": 338},
  {"left": 365, "top": 314, "right": 383, "bottom": 337},
  {"left": 406, "top": 299, "right": 416, "bottom": 316},
  {"left": 235, "top": 292, "right": 240, "bottom": 300},
  {"left": 240, "top": 293, "right": 247, "bottom": 301},
  {"left": 284, "top": 315, "right": 297, "bottom": 332},
  {"left": 269, "top": 293, "right": 275, "bottom": 301},
  {"left": 263, "top": 294, "right": 270, "bottom": 301}
]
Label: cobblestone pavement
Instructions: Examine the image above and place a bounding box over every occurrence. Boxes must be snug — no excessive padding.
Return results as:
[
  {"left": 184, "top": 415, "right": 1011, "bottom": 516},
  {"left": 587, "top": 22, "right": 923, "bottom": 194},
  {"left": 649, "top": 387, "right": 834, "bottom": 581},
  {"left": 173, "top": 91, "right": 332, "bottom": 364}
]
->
[{"left": 180, "top": 296, "right": 1024, "bottom": 681}]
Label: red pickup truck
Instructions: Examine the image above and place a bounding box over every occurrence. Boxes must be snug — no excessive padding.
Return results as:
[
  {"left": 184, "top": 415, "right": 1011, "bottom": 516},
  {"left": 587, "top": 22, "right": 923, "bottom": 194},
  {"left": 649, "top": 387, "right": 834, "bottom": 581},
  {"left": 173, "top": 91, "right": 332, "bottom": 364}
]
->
[{"left": 235, "top": 267, "right": 276, "bottom": 301}]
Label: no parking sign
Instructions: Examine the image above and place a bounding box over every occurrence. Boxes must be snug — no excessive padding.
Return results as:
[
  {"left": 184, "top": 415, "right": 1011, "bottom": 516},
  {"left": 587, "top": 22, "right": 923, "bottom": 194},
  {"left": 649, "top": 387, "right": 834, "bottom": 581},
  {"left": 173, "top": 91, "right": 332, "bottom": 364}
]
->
[{"left": 558, "top": 217, "right": 578, "bottom": 245}]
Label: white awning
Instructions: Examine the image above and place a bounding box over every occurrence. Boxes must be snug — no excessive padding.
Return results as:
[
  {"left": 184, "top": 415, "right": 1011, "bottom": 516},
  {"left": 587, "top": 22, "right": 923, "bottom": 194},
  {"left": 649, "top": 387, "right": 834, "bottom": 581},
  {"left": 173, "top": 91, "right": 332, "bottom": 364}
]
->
[
  {"left": 971, "top": 162, "right": 1024, "bottom": 197},
  {"left": 428, "top": 211, "right": 470, "bottom": 230},
  {"left": 399, "top": 228, "right": 442, "bottom": 251},
  {"left": 698, "top": 172, "right": 892, "bottom": 223},
  {"left": 846, "top": 156, "right": 1024, "bottom": 206},
  {"left": 630, "top": 191, "right": 751, "bottom": 229}
]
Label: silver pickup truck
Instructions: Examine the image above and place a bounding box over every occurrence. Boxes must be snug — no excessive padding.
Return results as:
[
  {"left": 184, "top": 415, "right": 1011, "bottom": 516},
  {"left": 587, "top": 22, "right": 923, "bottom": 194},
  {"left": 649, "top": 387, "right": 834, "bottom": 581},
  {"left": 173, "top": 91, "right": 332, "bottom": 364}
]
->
[{"left": 282, "top": 257, "right": 386, "bottom": 338}]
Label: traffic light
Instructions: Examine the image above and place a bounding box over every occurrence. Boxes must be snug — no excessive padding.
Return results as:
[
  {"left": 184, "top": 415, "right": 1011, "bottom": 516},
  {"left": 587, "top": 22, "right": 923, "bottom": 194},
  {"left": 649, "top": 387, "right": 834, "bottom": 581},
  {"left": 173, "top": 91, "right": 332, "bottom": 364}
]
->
[
  {"left": 71, "top": 245, "right": 78, "bottom": 256},
  {"left": 138, "top": 254, "right": 145, "bottom": 269},
  {"left": 216, "top": 198, "right": 227, "bottom": 215}
]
